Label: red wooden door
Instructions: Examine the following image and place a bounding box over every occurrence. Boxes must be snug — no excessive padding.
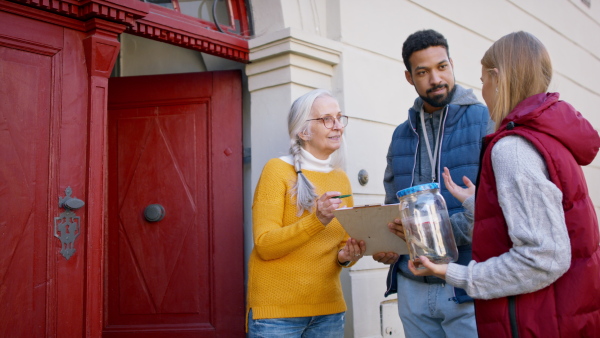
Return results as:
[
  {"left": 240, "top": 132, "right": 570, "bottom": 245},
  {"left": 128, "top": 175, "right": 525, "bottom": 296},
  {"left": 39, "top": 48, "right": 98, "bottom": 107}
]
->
[
  {"left": 0, "top": 23, "right": 53, "bottom": 338},
  {"left": 105, "top": 71, "right": 244, "bottom": 337},
  {"left": 0, "top": 10, "right": 90, "bottom": 338}
]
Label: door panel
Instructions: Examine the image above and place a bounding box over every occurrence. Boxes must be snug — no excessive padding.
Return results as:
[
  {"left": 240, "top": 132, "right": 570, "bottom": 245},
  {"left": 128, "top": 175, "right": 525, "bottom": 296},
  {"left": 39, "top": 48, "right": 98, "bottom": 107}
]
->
[
  {"left": 106, "top": 71, "right": 244, "bottom": 337},
  {"left": 0, "top": 37, "right": 53, "bottom": 338},
  {"left": 112, "top": 104, "right": 209, "bottom": 320},
  {"left": 1, "top": 10, "right": 101, "bottom": 337}
]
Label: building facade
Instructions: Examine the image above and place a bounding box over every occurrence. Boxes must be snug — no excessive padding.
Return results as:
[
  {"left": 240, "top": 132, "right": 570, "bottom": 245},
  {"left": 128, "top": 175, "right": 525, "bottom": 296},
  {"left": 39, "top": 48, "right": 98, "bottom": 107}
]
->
[
  {"left": 246, "top": 1, "right": 600, "bottom": 336},
  {"left": 1, "top": 0, "right": 598, "bottom": 337}
]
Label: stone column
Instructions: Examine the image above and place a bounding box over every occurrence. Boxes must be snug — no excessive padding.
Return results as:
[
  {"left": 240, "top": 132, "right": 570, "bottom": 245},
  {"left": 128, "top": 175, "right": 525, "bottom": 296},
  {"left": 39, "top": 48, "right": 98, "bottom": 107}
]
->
[{"left": 246, "top": 27, "right": 342, "bottom": 191}]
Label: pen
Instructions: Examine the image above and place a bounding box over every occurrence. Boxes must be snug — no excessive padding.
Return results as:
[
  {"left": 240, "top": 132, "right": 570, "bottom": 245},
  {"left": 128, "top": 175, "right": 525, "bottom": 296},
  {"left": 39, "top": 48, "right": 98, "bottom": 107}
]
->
[{"left": 332, "top": 194, "right": 352, "bottom": 199}]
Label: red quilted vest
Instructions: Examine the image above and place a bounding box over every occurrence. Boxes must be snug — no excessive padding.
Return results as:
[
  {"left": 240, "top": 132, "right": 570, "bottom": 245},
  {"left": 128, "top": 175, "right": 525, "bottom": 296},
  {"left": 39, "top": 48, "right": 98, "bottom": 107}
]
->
[{"left": 472, "top": 93, "right": 600, "bottom": 337}]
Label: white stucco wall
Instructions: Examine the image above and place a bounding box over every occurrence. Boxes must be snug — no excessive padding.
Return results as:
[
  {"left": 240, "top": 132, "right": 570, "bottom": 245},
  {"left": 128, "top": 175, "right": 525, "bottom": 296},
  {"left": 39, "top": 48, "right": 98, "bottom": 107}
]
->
[
  {"left": 246, "top": 1, "right": 600, "bottom": 337},
  {"left": 109, "top": 1, "right": 599, "bottom": 336}
]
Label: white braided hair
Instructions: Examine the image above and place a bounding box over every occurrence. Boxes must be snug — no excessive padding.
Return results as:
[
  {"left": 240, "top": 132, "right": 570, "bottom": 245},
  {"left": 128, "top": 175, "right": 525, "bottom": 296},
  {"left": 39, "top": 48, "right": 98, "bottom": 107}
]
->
[{"left": 287, "top": 89, "right": 346, "bottom": 215}]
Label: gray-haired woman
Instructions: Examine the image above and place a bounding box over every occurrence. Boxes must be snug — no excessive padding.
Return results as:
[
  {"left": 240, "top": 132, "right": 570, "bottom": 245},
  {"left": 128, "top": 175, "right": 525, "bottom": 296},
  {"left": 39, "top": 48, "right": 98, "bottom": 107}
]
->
[{"left": 246, "top": 89, "right": 365, "bottom": 337}]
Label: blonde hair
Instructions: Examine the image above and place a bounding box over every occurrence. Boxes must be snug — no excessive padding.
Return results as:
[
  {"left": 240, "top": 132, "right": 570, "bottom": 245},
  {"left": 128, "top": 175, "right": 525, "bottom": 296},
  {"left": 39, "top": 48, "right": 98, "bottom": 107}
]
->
[
  {"left": 481, "top": 31, "right": 552, "bottom": 129},
  {"left": 287, "top": 89, "right": 346, "bottom": 215}
]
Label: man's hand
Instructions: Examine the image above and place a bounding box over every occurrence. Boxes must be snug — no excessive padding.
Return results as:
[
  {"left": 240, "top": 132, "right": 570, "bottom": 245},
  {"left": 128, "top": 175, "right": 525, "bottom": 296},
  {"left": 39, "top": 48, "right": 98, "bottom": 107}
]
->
[
  {"left": 372, "top": 252, "right": 400, "bottom": 265},
  {"left": 372, "top": 218, "right": 405, "bottom": 264},
  {"left": 388, "top": 218, "right": 406, "bottom": 241},
  {"left": 442, "top": 167, "right": 475, "bottom": 204}
]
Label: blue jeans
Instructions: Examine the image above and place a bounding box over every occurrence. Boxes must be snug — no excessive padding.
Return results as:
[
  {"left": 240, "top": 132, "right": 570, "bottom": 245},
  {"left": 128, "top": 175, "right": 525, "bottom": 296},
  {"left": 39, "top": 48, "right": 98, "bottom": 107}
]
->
[
  {"left": 247, "top": 309, "right": 345, "bottom": 338},
  {"left": 397, "top": 273, "right": 477, "bottom": 337}
]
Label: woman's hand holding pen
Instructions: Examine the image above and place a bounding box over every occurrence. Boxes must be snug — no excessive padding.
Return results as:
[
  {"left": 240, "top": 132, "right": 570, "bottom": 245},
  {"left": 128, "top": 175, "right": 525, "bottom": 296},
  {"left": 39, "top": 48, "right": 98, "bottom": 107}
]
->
[
  {"left": 316, "top": 191, "right": 346, "bottom": 225},
  {"left": 314, "top": 192, "right": 364, "bottom": 264}
]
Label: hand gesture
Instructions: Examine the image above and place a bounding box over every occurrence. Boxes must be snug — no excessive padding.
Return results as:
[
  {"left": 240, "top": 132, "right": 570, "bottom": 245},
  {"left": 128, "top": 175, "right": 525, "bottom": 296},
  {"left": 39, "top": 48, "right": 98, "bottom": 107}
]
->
[
  {"left": 338, "top": 238, "right": 366, "bottom": 264},
  {"left": 442, "top": 167, "right": 475, "bottom": 204},
  {"left": 371, "top": 218, "right": 404, "bottom": 264},
  {"left": 407, "top": 256, "right": 448, "bottom": 280},
  {"left": 388, "top": 218, "right": 406, "bottom": 241},
  {"left": 372, "top": 252, "right": 399, "bottom": 265},
  {"left": 316, "top": 191, "right": 343, "bottom": 225}
]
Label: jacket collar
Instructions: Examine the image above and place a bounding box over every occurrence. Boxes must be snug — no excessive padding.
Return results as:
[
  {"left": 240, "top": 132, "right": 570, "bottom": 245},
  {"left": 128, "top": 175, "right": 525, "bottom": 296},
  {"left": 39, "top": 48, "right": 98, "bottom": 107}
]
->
[{"left": 493, "top": 92, "right": 599, "bottom": 166}]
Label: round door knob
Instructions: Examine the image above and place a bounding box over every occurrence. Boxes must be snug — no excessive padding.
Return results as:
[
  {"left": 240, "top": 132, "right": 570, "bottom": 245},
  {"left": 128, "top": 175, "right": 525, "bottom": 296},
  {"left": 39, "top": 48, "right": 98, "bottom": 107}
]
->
[{"left": 144, "top": 204, "right": 165, "bottom": 222}]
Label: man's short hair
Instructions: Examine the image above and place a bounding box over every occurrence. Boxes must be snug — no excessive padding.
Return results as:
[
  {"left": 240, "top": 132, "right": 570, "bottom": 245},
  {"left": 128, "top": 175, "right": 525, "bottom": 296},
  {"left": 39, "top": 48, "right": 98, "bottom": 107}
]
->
[{"left": 402, "top": 29, "right": 449, "bottom": 73}]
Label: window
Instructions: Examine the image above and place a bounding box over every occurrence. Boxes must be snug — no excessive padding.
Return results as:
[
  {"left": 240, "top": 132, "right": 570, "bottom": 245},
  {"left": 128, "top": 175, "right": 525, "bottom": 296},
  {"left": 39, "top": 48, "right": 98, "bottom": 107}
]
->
[{"left": 143, "top": 0, "right": 251, "bottom": 37}]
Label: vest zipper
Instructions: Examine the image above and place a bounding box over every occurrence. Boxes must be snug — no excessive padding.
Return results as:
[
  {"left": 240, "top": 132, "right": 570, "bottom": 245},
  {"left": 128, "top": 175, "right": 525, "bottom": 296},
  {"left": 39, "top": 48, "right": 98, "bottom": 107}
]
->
[
  {"left": 508, "top": 295, "right": 519, "bottom": 338},
  {"left": 435, "top": 106, "right": 448, "bottom": 183},
  {"left": 408, "top": 113, "right": 418, "bottom": 187}
]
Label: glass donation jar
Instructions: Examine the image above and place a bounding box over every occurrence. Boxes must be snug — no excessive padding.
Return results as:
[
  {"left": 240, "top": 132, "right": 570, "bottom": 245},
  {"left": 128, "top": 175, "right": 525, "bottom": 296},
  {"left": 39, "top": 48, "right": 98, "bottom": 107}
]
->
[{"left": 396, "top": 183, "right": 458, "bottom": 265}]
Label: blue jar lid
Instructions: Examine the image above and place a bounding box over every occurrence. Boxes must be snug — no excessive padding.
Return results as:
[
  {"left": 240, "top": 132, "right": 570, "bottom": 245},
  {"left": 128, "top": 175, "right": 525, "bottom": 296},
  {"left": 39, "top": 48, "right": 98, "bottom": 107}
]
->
[{"left": 396, "top": 183, "right": 439, "bottom": 198}]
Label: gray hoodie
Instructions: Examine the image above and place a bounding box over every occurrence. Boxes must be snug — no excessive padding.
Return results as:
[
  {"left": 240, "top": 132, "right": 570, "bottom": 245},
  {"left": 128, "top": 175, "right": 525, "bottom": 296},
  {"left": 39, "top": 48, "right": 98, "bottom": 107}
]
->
[{"left": 385, "top": 84, "right": 494, "bottom": 245}]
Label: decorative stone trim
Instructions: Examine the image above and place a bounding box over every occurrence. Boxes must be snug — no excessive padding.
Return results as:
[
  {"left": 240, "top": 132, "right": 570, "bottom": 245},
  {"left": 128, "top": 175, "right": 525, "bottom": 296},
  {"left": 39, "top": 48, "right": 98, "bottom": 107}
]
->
[
  {"left": 247, "top": 28, "right": 342, "bottom": 91},
  {"left": 249, "top": 28, "right": 341, "bottom": 66}
]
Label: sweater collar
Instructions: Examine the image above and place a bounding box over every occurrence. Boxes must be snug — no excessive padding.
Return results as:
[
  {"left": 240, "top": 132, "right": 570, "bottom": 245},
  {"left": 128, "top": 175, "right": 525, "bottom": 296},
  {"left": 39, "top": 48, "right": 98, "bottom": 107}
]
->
[{"left": 279, "top": 148, "right": 334, "bottom": 173}]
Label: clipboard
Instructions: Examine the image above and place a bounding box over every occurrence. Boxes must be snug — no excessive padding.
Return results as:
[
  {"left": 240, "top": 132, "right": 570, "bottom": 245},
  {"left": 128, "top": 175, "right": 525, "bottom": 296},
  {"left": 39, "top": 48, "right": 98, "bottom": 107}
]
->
[{"left": 333, "top": 204, "right": 409, "bottom": 256}]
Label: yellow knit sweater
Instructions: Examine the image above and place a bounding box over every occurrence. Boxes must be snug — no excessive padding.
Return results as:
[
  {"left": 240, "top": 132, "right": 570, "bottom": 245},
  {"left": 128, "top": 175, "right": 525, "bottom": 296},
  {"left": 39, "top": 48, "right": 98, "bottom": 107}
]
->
[{"left": 247, "top": 158, "right": 354, "bottom": 325}]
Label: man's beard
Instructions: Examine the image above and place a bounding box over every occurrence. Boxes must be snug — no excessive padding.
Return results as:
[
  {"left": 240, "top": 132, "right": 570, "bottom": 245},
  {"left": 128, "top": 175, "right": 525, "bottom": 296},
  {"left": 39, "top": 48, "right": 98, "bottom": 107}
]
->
[{"left": 420, "top": 84, "right": 457, "bottom": 108}]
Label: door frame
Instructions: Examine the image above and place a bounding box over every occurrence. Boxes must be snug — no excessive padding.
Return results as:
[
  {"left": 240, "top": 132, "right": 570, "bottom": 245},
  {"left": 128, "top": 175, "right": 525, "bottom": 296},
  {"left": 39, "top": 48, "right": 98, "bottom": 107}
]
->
[
  {"left": 105, "top": 71, "right": 245, "bottom": 336},
  {"left": 0, "top": 0, "right": 248, "bottom": 334}
]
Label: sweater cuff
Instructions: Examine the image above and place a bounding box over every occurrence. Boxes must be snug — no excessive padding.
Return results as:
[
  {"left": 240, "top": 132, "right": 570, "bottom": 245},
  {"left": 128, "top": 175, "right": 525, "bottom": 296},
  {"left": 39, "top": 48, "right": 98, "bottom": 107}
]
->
[
  {"left": 445, "top": 262, "right": 469, "bottom": 290},
  {"left": 337, "top": 249, "right": 357, "bottom": 268},
  {"left": 463, "top": 195, "right": 475, "bottom": 212},
  {"left": 303, "top": 213, "right": 327, "bottom": 237},
  {"left": 337, "top": 260, "right": 356, "bottom": 268}
]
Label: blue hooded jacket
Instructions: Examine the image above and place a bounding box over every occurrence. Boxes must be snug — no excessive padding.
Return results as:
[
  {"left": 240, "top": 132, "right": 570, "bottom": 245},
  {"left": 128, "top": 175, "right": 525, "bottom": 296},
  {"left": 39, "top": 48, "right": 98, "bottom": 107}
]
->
[{"left": 383, "top": 84, "right": 493, "bottom": 302}]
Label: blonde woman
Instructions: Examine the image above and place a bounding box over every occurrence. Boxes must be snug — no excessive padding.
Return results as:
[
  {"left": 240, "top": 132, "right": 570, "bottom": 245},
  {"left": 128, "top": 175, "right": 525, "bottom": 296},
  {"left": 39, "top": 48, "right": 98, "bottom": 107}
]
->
[
  {"left": 246, "top": 89, "right": 365, "bottom": 337},
  {"left": 410, "top": 31, "right": 600, "bottom": 337}
]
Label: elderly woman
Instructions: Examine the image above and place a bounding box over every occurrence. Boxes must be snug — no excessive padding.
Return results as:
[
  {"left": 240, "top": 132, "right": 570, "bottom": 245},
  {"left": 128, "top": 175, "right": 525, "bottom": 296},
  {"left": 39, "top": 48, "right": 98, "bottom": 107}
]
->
[
  {"left": 409, "top": 31, "right": 600, "bottom": 337},
  {"left": 246, "top": 89, "right": 365, "bottom": 338}
]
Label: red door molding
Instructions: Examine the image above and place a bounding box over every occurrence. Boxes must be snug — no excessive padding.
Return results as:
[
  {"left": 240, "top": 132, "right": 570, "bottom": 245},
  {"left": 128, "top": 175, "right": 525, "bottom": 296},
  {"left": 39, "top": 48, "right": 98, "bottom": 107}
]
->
[
  {"left": 6, "top": 0, "right": 250, "bottom": 62},
  {"left": 82, "top": 18, "right": 125, "bottom": 337},
  {"left": 133, "top": 5, "right": 249, "bottom": 62}
]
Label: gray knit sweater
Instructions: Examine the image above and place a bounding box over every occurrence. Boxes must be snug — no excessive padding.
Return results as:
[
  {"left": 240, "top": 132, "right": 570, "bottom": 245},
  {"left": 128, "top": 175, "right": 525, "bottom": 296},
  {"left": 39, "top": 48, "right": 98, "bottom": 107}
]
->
[{"left": 445, "top": 135, "right": 571, "bottom": 299}]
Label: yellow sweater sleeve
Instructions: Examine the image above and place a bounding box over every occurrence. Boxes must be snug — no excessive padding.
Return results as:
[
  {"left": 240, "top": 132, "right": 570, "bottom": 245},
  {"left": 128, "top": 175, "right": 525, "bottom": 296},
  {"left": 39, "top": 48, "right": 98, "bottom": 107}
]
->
[
  {"left": 252, "top": 159, "right": 354, "bottom": 259},
  {"left": 252, "top": 159, "right": 330, "bottom": 260},
  {"left": 247, "top": 158, "right": 354, "bottom": 322}
]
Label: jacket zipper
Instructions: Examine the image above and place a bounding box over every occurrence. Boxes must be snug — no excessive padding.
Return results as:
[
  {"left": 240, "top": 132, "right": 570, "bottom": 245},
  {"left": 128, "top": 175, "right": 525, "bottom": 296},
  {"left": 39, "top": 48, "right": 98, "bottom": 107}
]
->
[
  {"left": 408, "top": 113, "right": 418, "bottom": 187},
  {"left": 385, "top": 260, "right": 399, "bottom": 295},
  {"left": 508, "top": 296, "right": 519, "bottom": 338},
  {"left": 435, "top": 106, "right": 448, "bottom": 182}
]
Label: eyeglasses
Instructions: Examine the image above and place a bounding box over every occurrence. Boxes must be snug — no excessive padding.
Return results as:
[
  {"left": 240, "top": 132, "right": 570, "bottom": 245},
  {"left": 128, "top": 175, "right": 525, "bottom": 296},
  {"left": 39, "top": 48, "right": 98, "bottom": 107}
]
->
[{"left": 306, "top": 115, "right": 349, "bottom": 129}]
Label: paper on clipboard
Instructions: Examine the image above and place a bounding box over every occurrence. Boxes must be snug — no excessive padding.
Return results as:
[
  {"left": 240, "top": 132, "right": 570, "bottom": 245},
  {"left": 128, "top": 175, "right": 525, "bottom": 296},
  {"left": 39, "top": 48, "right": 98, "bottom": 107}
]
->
[{"left": 333, "top": 204, "right": 409, "bottom": 256}]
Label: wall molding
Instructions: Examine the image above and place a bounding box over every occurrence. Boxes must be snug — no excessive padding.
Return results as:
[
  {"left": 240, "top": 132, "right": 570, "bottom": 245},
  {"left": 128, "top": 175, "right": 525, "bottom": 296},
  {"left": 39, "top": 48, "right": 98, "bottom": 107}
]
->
[
  {"left": 247, "top": 28, "right": 341, "bottom": 91},
  {"left": 5, "top": 0, "right": 249, "bottom": 62}
]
